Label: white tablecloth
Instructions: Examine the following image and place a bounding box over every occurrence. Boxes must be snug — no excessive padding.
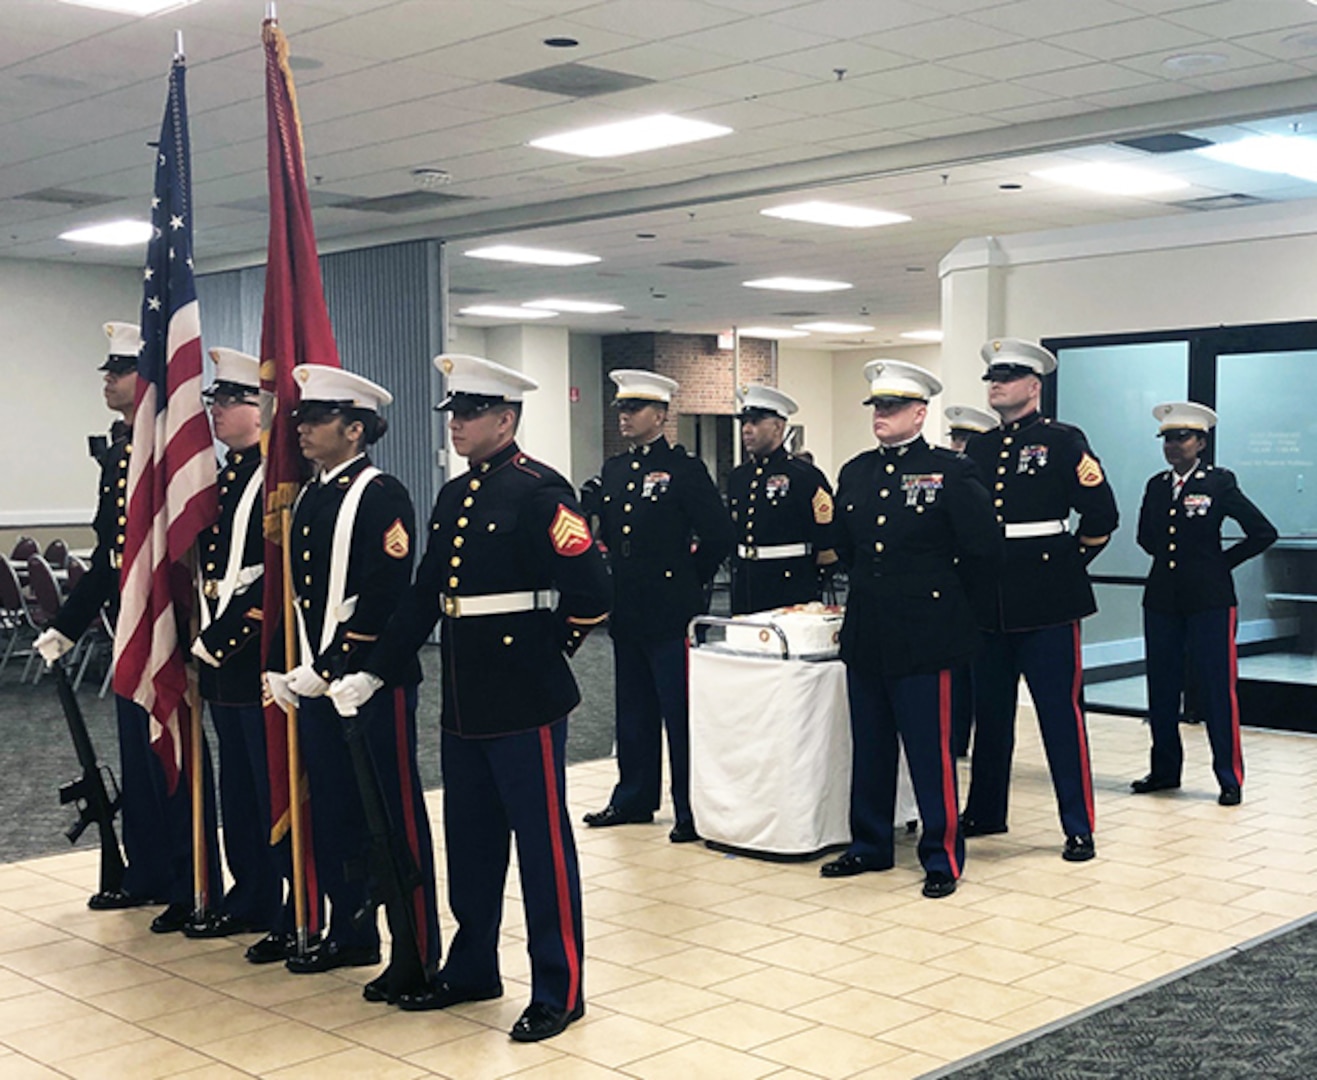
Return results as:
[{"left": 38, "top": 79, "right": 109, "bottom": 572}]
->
[{"left": 689, "top": 648, "right": 918, "bottom": 857}]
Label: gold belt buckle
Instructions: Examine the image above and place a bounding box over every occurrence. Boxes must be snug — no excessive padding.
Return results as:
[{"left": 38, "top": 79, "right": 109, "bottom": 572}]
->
[
  {"left": 442, "top": 595, "right": 458, "bottom": 617},
  {"left": 203, "top": 580, "right": 220, "bottom": 600},
  {"left": 744, "top": 545, "right": 757, "bottom": 560}
]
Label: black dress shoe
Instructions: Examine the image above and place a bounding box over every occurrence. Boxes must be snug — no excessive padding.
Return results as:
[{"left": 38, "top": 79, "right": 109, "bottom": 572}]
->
[
  {"left": 1063, "top": 834, "right": 1096, "bottom": 862},
  {"left": 88, "top": 889, "right": 154, "bottom": 911},
  {"left": 510, "top": 999, "right": 585, "bottom": 1042},
  {"left": 1131, "top": 774, "right": 1181, "bottom": 794},
  {"left": 397, "top": 979, "right": 504, "bottom": 1012},
  {"left": 150, "top": 903, "right": 192, "bottom": 934},
  {"left": 182, "top": 911, "right": 253, "bottom": 939},
  {"left": 669, "top": 821, "right": 700, "bottom": 844},
  {"left": 583, "top": 805, "right": 654, "bottom": 828},
  {"left": 819, "top": 852, "right": 892, "bottom": 878},
  {"left": 922, "top": 871, "right": 957, "bottom": 899},
  {"left": 284, "top": 940, "right": 380, "bottom": 974},
  {"left": 959, "top": 816, "right": 1008, "bottom": 838},
  {"left": 363, "top": 967, "right": 437, "bottom": 1005},
  {"left": 1219, "top": 787, "right": 1242, "bottom": 806}
]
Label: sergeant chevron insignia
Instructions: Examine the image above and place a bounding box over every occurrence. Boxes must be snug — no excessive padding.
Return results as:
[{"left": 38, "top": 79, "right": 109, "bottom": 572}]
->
[
  {"left": 812, "top": 487, "right": 834, "bottom": 524},
  {"left": 550, "top": 504, "right": 592, "bottom": 556},
  {"left": 1076, "top": 452, "right": 1105, "bottom": 488},
  {"left": 383, "top": 518, "right": 410, "bottom": 559}
]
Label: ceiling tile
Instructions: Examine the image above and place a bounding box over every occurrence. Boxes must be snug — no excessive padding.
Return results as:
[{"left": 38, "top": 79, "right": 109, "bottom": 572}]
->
[
  {"left": 588, "top": 40, "right": 738, "bottom": 80},
  {"left": 672, "top": 18, "right": 836, "bottom": 62},
  {"left": 756, "top": 39, "right": 917, "bottom": 78},
  {"left": 1161, "top": 0, "right": 1317, "bottom": 38},
  {"left": 674, "top": 61, "right": 818, "bottom": 98},
  {"left": 849, "top": 63, "right": 991, "bottom": 100},
  {"left": 919, "top": 80, "right": 1058, "bottom": 113},
  {"left": 835, "top": 99, "right": 967, "bottom": 131},
  {"left": 1013, "top": 62, "right": 1161, "bottom": 98},
  {"left": 858, "top": 18, "right": 1025, "bottom": 62},
  {"left": 1182, "top": 59, "right": 1315, "bottom": 93},
  {"left": 564, "top": 0, "right": 747, "bottom": 37},
  {"left": 945, "top": 40, "right": 1098, "bottom": 79},
  {"left": 755, "top": 80, "right": 894, "bottom": 116},
  {"left": 1045, "top": 15, "right": 1213, "bottom": 61},
  {"left": 1116, "top": 40, "right": 1284, "bottom": 79},
  {"left": 967, "top": 0, "right": 1143, "bottom": 37},
  {"left": 765, "top": 0, "right": 941, "bottom": 38}
]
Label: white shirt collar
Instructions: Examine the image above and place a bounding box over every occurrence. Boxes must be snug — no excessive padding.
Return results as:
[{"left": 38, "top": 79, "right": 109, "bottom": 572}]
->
[{"left": 318, "top": 452, "right": 365, "bottom": 484}]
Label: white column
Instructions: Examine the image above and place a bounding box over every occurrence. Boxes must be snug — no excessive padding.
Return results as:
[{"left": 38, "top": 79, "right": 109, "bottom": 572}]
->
[
  {"left": 485, "top": 324, "right": 573, "bottom": 476},
  {"left": 939, "top": 236, "right": 1007, "bottom": 440}
]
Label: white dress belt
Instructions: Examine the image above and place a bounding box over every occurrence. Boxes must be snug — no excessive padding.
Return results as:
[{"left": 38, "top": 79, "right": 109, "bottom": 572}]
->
[
  {"left": 441, "top": 589, "right": 557, "bottom": 618},
  {"left": 1003, "top": 520, "right": 1068, "bottom": 539},
  {"left": 737, "top": 542, "right": 811, "bottom": 561}
]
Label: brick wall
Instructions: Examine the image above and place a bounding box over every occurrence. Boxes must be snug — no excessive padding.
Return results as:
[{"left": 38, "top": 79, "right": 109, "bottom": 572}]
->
[{"left": 599, "top": 333, "right": 774, "bottom": 461}]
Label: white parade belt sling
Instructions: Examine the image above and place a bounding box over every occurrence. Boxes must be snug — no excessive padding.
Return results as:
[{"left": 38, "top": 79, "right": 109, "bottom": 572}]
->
[
  {"left": 737, "top": 542, "right": 811, "bottom": 561},
  {"left": 1002, "top": 520, "right": 1068, "bottom": 540},
  {"left": 440, "top": 590, "right": 557, "bottom": 618}
]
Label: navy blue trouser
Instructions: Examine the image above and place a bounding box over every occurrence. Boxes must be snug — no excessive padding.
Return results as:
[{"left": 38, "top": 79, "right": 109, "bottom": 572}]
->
[
  {"left": 845, "top": 665, "right": 963, "bottom": 879},
  {"left": 209, "top": 702, "right": 283, "bottom": 930},
  {"left": 298, "top": 686, "right": 440, "bottom": 972},
  {"left": 1144, "top": 606, "right": 1243, "bottom": 792},
  {"left": 115, "top": 695, "right": 221, "bottom": 906},
  {"left": 950, "top": 664, "right": 974, "bottom": 758},
  {"left": 609, "top": 635, "right": 691, "bottom": 827},
  {"left": 965, "top": 623, "right": 1096, "bottom": 839},
  {"left": 441, "top": 720, "right": 584, "bottom": 1013}
]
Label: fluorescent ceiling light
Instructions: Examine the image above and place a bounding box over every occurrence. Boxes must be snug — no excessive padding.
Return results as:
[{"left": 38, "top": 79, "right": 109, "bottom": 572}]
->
[
  {"left": 458, "top": 305, "right": 557, "bottom": 320},
  {"left": 464, "top": 245, "right": 600, "bottom": 267},
  {"left": 1031, "top": 163, "right": 1188, "bottom": 196},
  {"left": 59, "top": 219, "right": 153, "bottom": 246},
  {"left": 524, "top": 298, "right": 624, "bottom": 314},
  {"left": 1197, "top": 134, "right": 1317, "bottom": 183},
  {"left": 743, "top": 277, "right": 853, "bottom": 293},
  {"left": 761, "top": 201, "right": 911, "bottom": 229},
  {"left": 529, "top": 114, "right": 732, "bottom": 159},
  {"left": 900, "top": 329, "right": 944, "bottom": 342},
  {"left": 736, "top": 327, "right": 811, "bottom": 340},
  {"left": 57, "top": 0, "right": 196, "bottom": 13},
  {"left": 794, "top": 321, "right": 874, "bottom": 334}
]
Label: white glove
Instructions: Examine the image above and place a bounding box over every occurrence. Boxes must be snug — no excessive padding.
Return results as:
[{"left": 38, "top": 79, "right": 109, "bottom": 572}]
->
[
  {"left": 190, "top": 636, "right": 221, "bottom": 668},
  {"left": 35, "top": 628, "right": 75, "bottom": 664},
  {"left": 327, "top": 672, "right": 385, "bottom": 717},
  {"left": 263, "top": 671, "right": 298, "bottom": 714},
  {"left": 286, "top": 664, "right": 330, "bottom": 699}
]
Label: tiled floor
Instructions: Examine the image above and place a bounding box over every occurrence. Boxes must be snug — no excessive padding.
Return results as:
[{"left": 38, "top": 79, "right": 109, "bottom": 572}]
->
[{"left": 2, "top": 709, "right": 1316, "bottom": 1079}]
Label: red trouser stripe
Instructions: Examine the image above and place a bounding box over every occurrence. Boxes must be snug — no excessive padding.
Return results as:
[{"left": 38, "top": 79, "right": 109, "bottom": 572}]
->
[
  {"left": 1071, "top": 622, "right": 1096, "bottom": 830},
  {"left": 1227, "top": 607, "right": 1244, "bottom": 786},
  {"left": 538, "top": 725, "right": 581, "bottom": 1010},
  {"left": 392, "top": 687, "right": 427, "bottom": 963},
  {"left": 937, "top": 669, "right": 961, "bottom": 878}
]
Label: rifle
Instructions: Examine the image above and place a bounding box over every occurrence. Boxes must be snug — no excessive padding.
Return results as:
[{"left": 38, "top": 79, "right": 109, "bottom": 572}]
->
[
  {"left": 340, "top": 709, "right": 429, "bottom": 999},
  {"left": 53, "top": 661, "right": 126, "bottom": 898}
]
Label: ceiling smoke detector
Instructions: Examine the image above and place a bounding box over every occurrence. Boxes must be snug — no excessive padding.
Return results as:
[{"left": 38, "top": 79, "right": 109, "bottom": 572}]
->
[{"left": 411, "top": 168, "right": 452, "bottom": 189}]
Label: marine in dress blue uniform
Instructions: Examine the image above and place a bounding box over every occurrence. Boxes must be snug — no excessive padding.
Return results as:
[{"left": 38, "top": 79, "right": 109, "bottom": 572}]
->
[
  {"left": 583, "top": 370, "right": 734, "bottom": 842},
  {"left": 264, "top": 366, "right": 440, "bottom": 986},
  {"left": 944, "top": 404, "right": 1000, "bottom": 759},
  {"left": 333, "top": 354, "right": 610, "bottom": 1042},
  {"left": 184, "top": 349, "right": 288, "bottom": 942},
  {"left": 961, "top": 339, "right": 1119, "bottom": 863},
  {"left": 1132, "top": 402, "right": 1276, "bottom": 805},
  {"left": 38, "top": 322, "right": 221, "bottom": 928},
  {"left": 820, "top": 361, "right": 1001, "bottom": 899},
  {"left": 727, "top": 385, "right": 838, "bottom": 615}
]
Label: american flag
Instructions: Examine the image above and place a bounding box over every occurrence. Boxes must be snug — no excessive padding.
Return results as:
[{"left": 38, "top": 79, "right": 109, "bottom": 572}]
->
[
  {"left": 260, "top": 18, "right": 340, "bottom": 851},
  {"left": 113, "top": 56, "right": 217, "bottom": 793}
]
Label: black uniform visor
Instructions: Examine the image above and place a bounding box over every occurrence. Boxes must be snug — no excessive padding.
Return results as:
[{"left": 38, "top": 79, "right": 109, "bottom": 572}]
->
[
  {"left": 983, "top": 363, "right": 1037, "bottom": 383},
  {"left": 99, "top": 356, "right": 138, "bottom": 375},
  {"left": 291, "top": 399, "right": 354, "bottom": 424},
  {"left": 202, "top": 380, "right": 259, "bottom": 407},
  {"left": 435, "top": 392, "right": 507, "bottom": 419}
]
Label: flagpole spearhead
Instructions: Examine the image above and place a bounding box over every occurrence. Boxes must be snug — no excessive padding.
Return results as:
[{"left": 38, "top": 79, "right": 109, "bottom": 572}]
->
[
  {"left": 265, "top": 1, "right": 277, "bottom": 23},
  {"left": 173, "top": 30, "right": 184, "bottom": 62}
]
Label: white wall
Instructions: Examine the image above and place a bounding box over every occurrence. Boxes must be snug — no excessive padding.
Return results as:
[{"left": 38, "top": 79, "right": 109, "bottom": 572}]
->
[
  {"left": 568, "top": 332, "right": 603, "bottom": 488},
  {"left": 483, "top": 323, "right": 573, "bottom": 477},
  {"left": 1, "top": 258, "right": 142, "bottom": 527},
  {"left": 776, "top": 346, "right": 834, "bottom": 478}
]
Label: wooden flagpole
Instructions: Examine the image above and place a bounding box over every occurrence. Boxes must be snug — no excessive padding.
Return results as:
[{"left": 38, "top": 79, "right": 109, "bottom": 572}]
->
[{"left": 281, "top": 505, "right": 308, "bottom": 954}]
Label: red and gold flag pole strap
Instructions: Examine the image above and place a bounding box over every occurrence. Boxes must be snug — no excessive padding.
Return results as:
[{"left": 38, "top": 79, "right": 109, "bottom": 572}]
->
[{"left": 281, "top": 505, "right": 309, "bottom": 955}]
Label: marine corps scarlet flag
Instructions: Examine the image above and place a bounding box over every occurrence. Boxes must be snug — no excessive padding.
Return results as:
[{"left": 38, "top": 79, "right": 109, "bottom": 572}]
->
[{"left": 259, "top": 15, "right": 339, "bottom": 873}]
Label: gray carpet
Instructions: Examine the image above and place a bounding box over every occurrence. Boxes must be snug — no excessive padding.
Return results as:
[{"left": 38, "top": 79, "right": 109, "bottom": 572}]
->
[
  {"left": 0, "top": 635, "right": 618, "bottom": 865},
  {"left": 938, "top": 916, "right": 1317, "bottom": 1079}
]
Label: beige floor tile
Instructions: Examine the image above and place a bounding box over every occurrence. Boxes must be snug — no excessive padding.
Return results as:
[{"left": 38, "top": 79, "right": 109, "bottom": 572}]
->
[
  {"left": 881, "top": 1011, "right": 1016, "bottom": 1060},
  {"left": 673, "top": 918, "right": 794, "bottom": 955},
  {"left": 589, "top": 866, "right": 691, "bottom": 895},
  {"left": 926, "top": 941, "right": 1059, "bottom": 984},
  {"left": 906, "top": 972, "right": 1045, "bottom": 1022},
  {"left": 584, "top": 927, "right": 691, "bottom": 966},
  {"left": 755, "top": 1024, "right": 906, "bottom": 1078},
  {"left": 849, "top": 1050, "right": 951, "bottom": 1079},
  {"left": 709, "top": 892, "right": 822, "bottom": 925},
  {"left": 83, "top": 976, "right": 227, "bottom": 1022},
  {"left": 626, "top": 1038, "right": 782, "bottom": 1080},
  {"left": 60, "top": 1035, "right": 211, "bottom": 1080},
  {"left": 1044, "top": 907, "right": 1170, "bottom": 943},
  {"left": 263, "top": 1045, "right": 426, "bottom": 1079},
  {"left": 850, "top": 925, "right": 972, "bottom": 964},
  {"left": 405, "top": 1025, "right": 563, "bottom": 1078},
  {"left": 535, "top": 1012, "right": 689, "bottom": 1068},
  {"left": 577, "top": 957, "right": 657, "bottom": 996},
  {"left": 787, "top": 987, "right": 933, "bottom": 1037},
  {"left": 510, "top": 1058, "right": 629, "bottom": 1080},
  {"left": 582, "top": 889, "right": 659, "bottom": 920},
  {"left": 197, "top": 1018, "right": 352, "bottom": 1073},
  {"left": 0, "top": 881, "right": 92, "bottom": 912},
  {"left": 1053, "top": 881, "right": 1175, "bottom": 914},
  {"left": 971, "top": 868, "right": 1096, "bottom": 901},
  {"left": 950, "top": 915, "right": 1073, "bottom": 952},
  {"left": 0, "top": 1053, "right": 69, "bottom": 1080},
  {"left": 335, "top": 1007, "right": 486, "bottom": 1057},
  {"left": 772, "top": 908, "right": 894, "bottom": 943},
  {"left": 992, "top": 995, "right": 1085, "bottom": 1035},
  {"left": 3, "top": 1010, "right": 151, "bottom": 1064},
  {"left": 645, "top": 880, "right": 747, "bottom": 910},
  {"left": 0, "top": 969, "right": 42, "bottom": 1002},
  {"left": 741, "top": 869, "right": 840, "bottom": 901},
  {"left": 1137, "top": 897, "right": 1262, "bottom": 932},
  {"left": 670, "top": 999, "right": 816, "bottom": 1049},
  {"left": 742, "top": 934, "right": 869, "bottom": 974},
  {"left": 142, "top": 996, "right": 278, "bottom": 1044},
  {"left": 0, "top": 989, "right": 101, "bottom": 1037},
  {"left": 273, "top": 983, "right": 398, "bottom": 1031},
  {"left": 621, "top": 901, "right": 724, "bottom": 936},
  {"left": 212, "top": 967, "right": 346, "bottom": 1009},
  {"left": 38, "top": 955, "right": 172, "bottom": 997},
  {"left": 963, "top": 890, "right": 1086, "bottom": 925},
  {"left": 1029, "top": 933, "right": 1164, "bottom": 973},
  {"left": 0, "top": 921, "right": 71, "bottom": 955},
  {"left": 1012, "top": 963, "right": 1143, "bottom": 1006},
  {"left": 818, "top": 954, "right": 952, "bottom": 997},
  {"left": 1125, "top": 923, "right": 1242, "bottom": 956},
  {"left": 0, "top": 937, "right": 118, "bottom": 976},
  {"left": 707, "top": 966, "right": 843, "bottom": 1011},
  {"left": 1117, "top": 951, "right": 1197, "bottom": 982},
  {"left": 634, "top": 944, "right": 766, "bottom": 987},
  {"left": 593, "top": 975, "right": 728, "bottom": 1023}
]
